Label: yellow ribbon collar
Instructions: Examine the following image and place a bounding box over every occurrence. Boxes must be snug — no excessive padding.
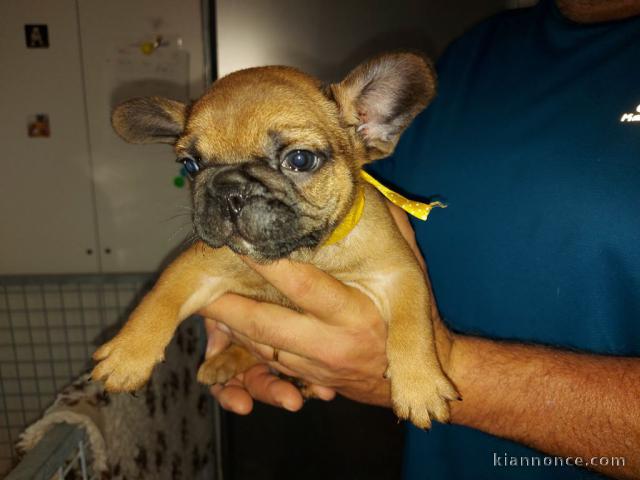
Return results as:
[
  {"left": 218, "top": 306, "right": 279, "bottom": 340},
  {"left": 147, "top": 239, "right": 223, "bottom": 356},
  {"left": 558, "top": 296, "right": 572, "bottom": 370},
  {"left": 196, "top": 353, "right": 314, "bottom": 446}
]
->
[{"left": 324, "top": 170, "right": 446, "bottom": 245}]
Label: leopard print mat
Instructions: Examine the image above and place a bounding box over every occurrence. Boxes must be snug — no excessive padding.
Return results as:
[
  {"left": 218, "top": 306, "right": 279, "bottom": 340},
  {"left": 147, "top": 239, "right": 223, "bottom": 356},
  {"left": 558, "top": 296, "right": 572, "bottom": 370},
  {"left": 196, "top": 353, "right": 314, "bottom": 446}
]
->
[{"left": 17, "top": 318, "right": 219, "bottom": 479}]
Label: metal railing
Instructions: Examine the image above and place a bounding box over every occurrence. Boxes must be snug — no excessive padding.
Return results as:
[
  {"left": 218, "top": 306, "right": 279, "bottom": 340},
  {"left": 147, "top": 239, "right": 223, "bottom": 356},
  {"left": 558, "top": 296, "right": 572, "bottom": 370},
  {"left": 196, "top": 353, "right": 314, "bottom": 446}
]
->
[{"left": 5, "top": 424, "right": 96, "bottom": 480}]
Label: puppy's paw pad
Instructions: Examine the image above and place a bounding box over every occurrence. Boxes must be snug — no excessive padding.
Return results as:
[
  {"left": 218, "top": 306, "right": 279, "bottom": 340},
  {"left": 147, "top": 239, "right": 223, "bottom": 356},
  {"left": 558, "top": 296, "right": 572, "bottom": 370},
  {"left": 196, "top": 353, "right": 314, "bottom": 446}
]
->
[
  {"left": 197, "top": 354, "right": 240, "bottom": 385},
  {"left": 389, "top": 368, "right": 455, "bottom": 429},
  {"left": 91, "top": 335, "right": 163, "bottom": 392},
  {"left": 299, "top": 383, "right": 316, "bottom": 399}
]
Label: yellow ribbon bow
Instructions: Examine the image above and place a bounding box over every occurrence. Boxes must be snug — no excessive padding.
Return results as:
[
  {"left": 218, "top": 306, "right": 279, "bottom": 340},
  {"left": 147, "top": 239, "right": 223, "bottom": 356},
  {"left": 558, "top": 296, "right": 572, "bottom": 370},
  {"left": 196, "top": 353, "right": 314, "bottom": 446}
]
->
[{"left": 324, "top": 170, "right": 446, "bottom": 245}]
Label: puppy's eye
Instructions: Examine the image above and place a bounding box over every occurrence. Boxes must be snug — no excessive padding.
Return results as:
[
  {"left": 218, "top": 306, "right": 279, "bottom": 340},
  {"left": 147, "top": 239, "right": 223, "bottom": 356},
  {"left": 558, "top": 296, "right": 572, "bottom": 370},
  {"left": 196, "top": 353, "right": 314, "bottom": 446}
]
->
[
  {"left": 177, "top": 156, "right": 201, "bottom": 177},
  {"left": 282, "top": 150, "right": 319, "bottom": 172}
]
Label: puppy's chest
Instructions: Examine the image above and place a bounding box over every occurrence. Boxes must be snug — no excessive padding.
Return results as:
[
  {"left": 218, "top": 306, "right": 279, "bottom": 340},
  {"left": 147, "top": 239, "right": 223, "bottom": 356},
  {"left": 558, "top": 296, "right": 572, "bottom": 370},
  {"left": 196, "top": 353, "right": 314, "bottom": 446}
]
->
[{"left": 232, "top": 263, "right": 397, "bottom": 316}]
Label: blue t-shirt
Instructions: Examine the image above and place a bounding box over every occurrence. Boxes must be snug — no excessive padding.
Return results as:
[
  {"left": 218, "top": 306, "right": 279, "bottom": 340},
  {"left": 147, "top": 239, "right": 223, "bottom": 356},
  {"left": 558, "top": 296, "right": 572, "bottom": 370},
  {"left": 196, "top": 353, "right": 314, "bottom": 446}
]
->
[{"left": 371, "top": 1, "right": 640, "bottom": 478}]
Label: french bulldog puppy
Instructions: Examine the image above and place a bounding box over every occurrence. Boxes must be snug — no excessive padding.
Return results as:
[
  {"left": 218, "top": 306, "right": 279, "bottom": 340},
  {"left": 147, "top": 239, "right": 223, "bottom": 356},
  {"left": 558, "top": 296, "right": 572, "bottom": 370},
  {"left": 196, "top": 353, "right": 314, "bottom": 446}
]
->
[{"left": 92, "top": 52, "right": 457, "bottom": 428}]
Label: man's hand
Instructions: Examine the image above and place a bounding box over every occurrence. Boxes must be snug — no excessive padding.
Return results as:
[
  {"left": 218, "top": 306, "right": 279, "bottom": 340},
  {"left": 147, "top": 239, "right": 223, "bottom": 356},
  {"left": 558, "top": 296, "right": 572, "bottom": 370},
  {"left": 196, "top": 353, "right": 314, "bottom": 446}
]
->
[
  {"left": 200, "top": 257, "right": 392, "bottom": 411},
  {"left": 200, "top": 203, "right": 438, "bottom": 414}
]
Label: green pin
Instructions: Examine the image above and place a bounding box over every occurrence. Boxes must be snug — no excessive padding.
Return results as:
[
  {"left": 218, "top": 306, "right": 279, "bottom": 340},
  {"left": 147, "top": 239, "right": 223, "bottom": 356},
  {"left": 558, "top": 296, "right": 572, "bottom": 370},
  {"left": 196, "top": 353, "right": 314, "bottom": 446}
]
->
[{"left": 173, "top": 176, "right": 185, "bottom": 188}]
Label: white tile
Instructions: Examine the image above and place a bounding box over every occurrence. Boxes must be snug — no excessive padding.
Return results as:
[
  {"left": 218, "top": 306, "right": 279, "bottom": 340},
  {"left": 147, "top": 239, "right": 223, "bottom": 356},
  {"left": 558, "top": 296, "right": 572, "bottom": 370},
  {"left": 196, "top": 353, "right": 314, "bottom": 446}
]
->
[
  {"left": 31, "top": 329, "right": 49, "bottom": 343},
  {"left": 71, "top": 360, "right": 88, "bottom": 374},
  {"left": 2, "top": 381, "right": 20, "bottom": 395},
  {"left": 42, "top": 292, "right": 62, "bottom": 309},
  {"left": 53, "top": 363, "right": 70, "bottom": 377},
  {"left": 80, "top": 290, "right": 99, "bottom": 308},
  {"left": 0, "top": 365, "right": 17, "bottom": 378},
  {"left": 69, "top": 345, "right": 87, "bottom": 360},
  {"left": 19, "top": 382, "right": 39, "bottom": 395},
  {"left": 81, "top": 309, "right": 102, "bottom": 326},
  {"left": 49, "top": 328, "right": 67, "bottom": 343},
  {"left": 18, "top": 364, "right": 35, "bottom": 377},
  {"left": 25, "top": 292, "right": 44, "bottom": 310},
  {"left": 5, "top": 397, "right": 24, "bottom": 411},
  {"left": 11, "top": 328, "right": 30, "bottom": 343},
  {"left": 33, "top": 346, "right": 51, "bottom": 360},
  {"left": 51, "top": 345, "right": 68, "bottom": 359},
  {"left": 67, "top": 327, "right": 85, "bottom": 343},
  {"left": 38, "top": 379, "right": 56, "bottom": 394},
  {"left": 62, "top": 292, "right": 81, "bottom": 309},
  {"left": 7, "top": 294, "right": 25, "bottom": 310},
  {"left": 36, "top": 363, "right": 53, "bottom": 376},
  {"left": 28, "top": 311, "right": 46, "bottom": 327},
  {"left": 23, "top": 410, "right": 41, "bottom": 424},
  {"left": 0, "top": 345, "right": 15, "bottom": 362},
  {"left": 46, "top": 311, "right": 65, "bottom": 327},
  {"left": 22, "top": 396, "right": 40, "bottom": 410},
  {"left": 14, "top": 349, "right": 32, "bottom": 361}
]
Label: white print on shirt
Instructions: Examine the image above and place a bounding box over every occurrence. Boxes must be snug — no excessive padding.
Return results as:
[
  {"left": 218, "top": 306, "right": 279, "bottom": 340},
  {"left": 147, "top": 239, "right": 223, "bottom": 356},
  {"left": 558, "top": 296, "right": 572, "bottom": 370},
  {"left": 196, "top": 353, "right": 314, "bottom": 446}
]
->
[{"left": 620, "top": 104, "right": 640, "bottom": 122}]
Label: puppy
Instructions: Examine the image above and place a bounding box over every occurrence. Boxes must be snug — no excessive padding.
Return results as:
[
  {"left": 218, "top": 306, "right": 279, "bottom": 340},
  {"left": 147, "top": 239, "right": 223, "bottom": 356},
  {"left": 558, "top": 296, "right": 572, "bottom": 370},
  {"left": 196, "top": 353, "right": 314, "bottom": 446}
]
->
[{"left": 92, "top": 52, "right": 457, "bottom": 428}]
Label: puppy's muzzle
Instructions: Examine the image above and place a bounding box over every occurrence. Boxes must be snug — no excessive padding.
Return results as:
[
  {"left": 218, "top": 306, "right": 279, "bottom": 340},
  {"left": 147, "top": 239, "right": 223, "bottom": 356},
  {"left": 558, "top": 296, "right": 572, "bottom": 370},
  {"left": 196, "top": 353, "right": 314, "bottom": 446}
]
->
[
  {"left": 195, "top": 167, "right": 311, "bottom": 258},
  {"left": 209, "top": 184, "right": 249, "bottom": 218},
  {"left": 206, "top": 168, "right": 264, "bottom": 217}
]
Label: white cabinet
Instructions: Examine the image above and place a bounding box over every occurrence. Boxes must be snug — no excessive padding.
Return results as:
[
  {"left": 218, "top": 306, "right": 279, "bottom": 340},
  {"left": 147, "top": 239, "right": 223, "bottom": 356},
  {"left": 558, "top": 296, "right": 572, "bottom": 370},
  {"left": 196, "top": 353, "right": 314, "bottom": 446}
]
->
[
  {"left": 0, "top": 0, "right": 209, "bottom": 274},
  {"left": 0, "top": 0, "right": 99, "bottom": 274}
]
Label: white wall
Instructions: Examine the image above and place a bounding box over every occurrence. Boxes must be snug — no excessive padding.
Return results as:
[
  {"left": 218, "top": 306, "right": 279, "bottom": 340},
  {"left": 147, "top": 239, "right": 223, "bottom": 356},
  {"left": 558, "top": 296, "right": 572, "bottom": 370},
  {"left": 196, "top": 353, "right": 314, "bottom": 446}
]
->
[
  {"left": 0, "top": 0, "right": 208, "bottom": 274},
  {"left": 76, "top": 0, "right": 207, "bottom": 273},
  {"left": 215, "top": 0, "right": 506, "bottom": 81},
  {"left": 0, "top": 0, "right": 99, "bottom": 274}
]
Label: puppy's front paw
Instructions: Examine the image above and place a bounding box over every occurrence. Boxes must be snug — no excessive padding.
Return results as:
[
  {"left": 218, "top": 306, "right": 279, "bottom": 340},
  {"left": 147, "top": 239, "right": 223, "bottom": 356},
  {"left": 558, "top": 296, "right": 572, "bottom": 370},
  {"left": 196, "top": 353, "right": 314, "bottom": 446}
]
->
[
  {"left": 388, "top": 365, "right": 458, "bottom": 429},
  {"left": 197, "top": 345, "right": 258, "bottom": 385},
  {"left": 92, "top": 332, "right": 164, "bottom": 392}
]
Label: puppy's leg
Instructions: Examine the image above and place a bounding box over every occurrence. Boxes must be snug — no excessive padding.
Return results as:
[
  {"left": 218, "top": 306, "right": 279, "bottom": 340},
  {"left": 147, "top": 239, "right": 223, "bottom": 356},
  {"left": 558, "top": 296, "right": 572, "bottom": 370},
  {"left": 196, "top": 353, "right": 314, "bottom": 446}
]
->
[
  {"left": 384, "top": 270, "right": 458, "bottom": 429},
  {"left": 197, "top": 344, "right": 260, "bottom": 385},
  {"left": 92, "top": 242, "right": 233, "bottom": 392}
]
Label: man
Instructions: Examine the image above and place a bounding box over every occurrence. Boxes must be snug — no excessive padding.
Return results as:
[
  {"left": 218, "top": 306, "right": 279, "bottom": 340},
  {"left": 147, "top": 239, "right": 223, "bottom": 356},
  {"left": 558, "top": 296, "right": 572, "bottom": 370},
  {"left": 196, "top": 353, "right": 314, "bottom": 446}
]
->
[{"left": 201, "top": 0, "right": 640, "bottom": 478}]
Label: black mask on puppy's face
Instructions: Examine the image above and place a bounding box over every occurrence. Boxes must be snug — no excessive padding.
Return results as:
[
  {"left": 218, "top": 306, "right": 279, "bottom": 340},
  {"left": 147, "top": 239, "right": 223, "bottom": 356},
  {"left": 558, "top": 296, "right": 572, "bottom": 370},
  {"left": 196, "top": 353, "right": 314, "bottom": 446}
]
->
[
  {"left": 190, "top": 161, "right": 325, "bottom": 259},
  {"left": 111, "top": 53, "right": 436, "bottom": 260}
]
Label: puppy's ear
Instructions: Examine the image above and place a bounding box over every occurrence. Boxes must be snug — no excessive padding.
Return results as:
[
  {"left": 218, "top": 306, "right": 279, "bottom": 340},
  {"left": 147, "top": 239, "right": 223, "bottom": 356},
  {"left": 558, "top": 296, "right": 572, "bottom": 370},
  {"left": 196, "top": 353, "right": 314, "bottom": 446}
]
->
[
  {"left": 329, "top": 52, "right": 436, "bottom": 160},
  {"left": 112, "top": 97, "right": 187, "bottom": 144}
]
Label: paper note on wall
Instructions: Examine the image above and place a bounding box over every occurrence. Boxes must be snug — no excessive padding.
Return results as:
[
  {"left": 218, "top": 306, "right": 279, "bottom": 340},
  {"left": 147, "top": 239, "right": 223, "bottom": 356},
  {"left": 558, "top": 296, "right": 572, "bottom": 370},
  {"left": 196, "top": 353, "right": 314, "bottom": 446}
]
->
[{"left": 105, "top": 38, "right": 190, "bottom": 107}]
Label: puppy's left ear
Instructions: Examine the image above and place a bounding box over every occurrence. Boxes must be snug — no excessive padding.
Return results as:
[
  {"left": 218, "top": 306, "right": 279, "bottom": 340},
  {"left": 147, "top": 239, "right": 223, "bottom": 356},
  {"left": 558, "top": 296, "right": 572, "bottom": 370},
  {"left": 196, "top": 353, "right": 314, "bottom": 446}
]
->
[
  {"left": 329, "top": 52, "right": 436, "bottom": 161},
  {"left": 112, "top": 97, "right": 187, "bottom": 144}
]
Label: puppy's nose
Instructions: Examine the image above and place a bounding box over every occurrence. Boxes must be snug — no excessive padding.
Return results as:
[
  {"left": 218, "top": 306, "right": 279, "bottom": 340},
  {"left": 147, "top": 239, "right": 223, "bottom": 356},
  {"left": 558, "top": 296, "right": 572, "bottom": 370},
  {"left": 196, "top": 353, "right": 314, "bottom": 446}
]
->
[{"left": 226, "top": 192, "right": 244, "bottom": 215}]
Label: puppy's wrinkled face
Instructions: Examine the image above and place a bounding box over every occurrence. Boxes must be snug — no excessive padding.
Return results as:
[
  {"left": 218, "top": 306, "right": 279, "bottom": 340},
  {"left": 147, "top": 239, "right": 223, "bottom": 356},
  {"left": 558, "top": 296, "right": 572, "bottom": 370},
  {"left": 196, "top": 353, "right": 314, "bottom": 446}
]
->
[
  {"left": 111, "top": 53, "right": 436, "bottom": 260},
  {"left": 178, "top": 67, "right": 358, "bottom": 259}
]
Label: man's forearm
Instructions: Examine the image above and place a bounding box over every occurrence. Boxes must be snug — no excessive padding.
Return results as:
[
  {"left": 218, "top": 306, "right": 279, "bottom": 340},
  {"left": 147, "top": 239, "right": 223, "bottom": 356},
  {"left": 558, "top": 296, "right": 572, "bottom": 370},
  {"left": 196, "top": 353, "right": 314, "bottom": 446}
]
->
[{"left": 446, "top": 334, "right": 640, "bottom": 479}]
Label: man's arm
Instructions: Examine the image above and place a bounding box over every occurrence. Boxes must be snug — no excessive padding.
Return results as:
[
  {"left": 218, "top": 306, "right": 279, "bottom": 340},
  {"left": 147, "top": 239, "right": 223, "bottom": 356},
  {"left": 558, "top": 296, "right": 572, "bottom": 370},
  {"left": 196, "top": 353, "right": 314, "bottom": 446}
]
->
[{"left": 447, "top": 333, "right": 640, "bottom": 479}]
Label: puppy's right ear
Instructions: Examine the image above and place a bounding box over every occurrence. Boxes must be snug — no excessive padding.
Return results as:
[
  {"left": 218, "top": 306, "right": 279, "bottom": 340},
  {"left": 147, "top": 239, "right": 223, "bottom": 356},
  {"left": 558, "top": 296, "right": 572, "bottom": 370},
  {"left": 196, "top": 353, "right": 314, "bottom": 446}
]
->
[
  {"left": 112, "top": 97, "right": 187, "bottom": 144},
  {"left": 329, "top": 52, "right": 436, "bottom": 161}
]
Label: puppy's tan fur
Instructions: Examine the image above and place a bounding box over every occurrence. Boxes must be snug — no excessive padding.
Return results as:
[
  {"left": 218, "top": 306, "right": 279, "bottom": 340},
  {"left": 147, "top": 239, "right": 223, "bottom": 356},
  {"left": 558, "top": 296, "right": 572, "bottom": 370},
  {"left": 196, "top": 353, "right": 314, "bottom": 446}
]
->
[{"left": 93, "top": 53, "right": 457, "bottom": 428}]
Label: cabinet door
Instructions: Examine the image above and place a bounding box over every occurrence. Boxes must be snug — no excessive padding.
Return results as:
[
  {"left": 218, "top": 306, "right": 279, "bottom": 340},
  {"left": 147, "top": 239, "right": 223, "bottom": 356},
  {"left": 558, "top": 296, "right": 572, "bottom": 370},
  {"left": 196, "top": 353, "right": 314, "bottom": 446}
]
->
[
  {"left": 77, "top": 0, "right": 207, "bottom": 273},
  {"left": 0, "top": 0, "right": 99, "bottom": 274}
]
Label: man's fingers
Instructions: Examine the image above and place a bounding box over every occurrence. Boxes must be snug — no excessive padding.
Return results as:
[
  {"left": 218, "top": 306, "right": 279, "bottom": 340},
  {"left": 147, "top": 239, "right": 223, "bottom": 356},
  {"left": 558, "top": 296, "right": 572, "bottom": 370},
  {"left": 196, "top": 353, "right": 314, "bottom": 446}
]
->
[
  {"left": 204, "top": 318, "right": 232, "bottom": 358},
  {"left": 200, "top": 293, "right": 332, "bottom": 358},
  {"left": 242, "top": 364, "right": 304, "bottom": 412},
  {"left": 211, "top": 382, "right": 254, "bottom": 415},
  {"left": 240, "top": 257, "right": 365, "bottom": 324},
  {"left": 308, "top": 385, "right": 337, "bottom": 401},
  {"left": 210, "top": 366, "right": 334, "bottom": 414}
]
